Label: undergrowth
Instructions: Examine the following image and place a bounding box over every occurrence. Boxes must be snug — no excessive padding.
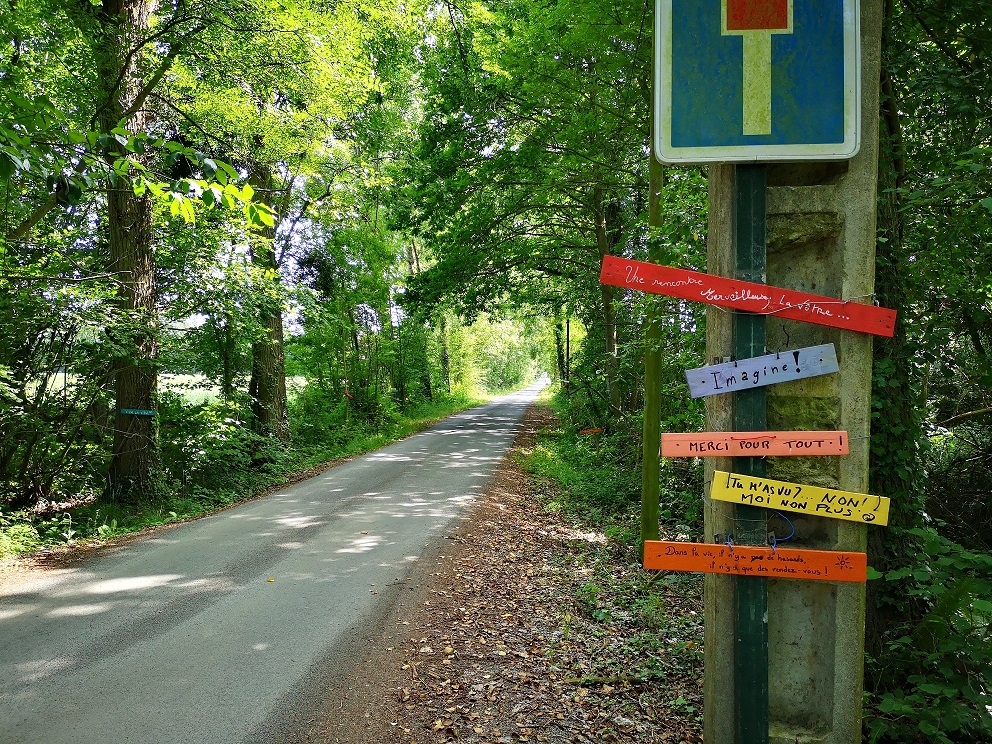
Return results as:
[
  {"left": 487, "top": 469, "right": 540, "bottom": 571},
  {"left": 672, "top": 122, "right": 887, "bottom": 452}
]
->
[
  {"left": 522, "top": 393, "right": 703, "bottom": 548},
  {"left": 517, "top": 392, "right": 705, "bottom": 727}
]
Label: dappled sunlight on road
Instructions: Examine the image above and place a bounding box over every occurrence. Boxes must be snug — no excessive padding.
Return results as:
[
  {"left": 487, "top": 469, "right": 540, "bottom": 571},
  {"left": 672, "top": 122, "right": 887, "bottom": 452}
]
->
[
  {"left": 14, "top": 657, "right": 72, "bottom": 684},
  {"left": 0, "top": 388, "right": 543, "bottom": 742},
  {"left": 366, "top": 453, "right": 416, "bottom": 462},
  {"left": 335, "top": 534, "right": 384, "bottom": 553},
  {"left": 46, "top": 603, "right": 116, "bottom": 618},
  {"left": 273, "top": 514, "right": 326, "bottom": 530},
  {"left": 80, "top": 574, "right": 184, "bottom": 595}
]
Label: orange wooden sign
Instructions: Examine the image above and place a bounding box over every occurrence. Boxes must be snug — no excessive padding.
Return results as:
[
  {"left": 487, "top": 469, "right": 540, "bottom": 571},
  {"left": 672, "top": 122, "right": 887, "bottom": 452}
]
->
[
  {"left": 644, "top": 541, "right": 867, "bottom": 583},
  {"left": 661, "top": 431, "right": 849, "bottom": 457}
]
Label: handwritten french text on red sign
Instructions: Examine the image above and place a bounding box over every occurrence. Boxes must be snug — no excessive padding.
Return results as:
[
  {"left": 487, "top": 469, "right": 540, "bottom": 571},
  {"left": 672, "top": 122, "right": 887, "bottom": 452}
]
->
[{"left": 600, "top": 255, "right": 896, "bottom": 337}]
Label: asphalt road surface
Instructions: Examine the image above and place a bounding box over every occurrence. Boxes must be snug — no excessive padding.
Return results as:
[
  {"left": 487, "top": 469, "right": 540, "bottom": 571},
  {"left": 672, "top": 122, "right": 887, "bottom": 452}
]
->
[{"left": 0, "top": 384, "right": 544, "bottom": 743}]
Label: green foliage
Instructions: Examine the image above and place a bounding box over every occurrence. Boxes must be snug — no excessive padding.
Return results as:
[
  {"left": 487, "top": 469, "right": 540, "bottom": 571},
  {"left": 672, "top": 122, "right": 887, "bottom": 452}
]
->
[
  {"left": 867, "top": 6, "right": 992, "bottom": 740},
  {"left": 865, "top": 528, "right": 992, "bottom": 744},
  {"left": 0, "top": 512, "right": 41, "bottom": 558},
  {"left": 524, "top": 390, "right": 703, "bottom": 545},
  {"left": 159, "top": 393, "right": 279, "bottom": 493}
]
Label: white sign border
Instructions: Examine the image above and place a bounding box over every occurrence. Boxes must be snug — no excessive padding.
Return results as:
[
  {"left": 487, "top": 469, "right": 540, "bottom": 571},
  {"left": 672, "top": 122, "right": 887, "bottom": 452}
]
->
[{"left": 654, "top": 0, "right": 861, "bottom": 163}]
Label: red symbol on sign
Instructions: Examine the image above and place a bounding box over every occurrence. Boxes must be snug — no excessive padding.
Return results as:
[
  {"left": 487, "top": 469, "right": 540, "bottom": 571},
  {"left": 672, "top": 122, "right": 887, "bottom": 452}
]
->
[
  {"left": 726, "top": 0, "right": 790, "bottom": 31},
  {"left": 722, "top": 0, "right": 794, "bottom": 135}
]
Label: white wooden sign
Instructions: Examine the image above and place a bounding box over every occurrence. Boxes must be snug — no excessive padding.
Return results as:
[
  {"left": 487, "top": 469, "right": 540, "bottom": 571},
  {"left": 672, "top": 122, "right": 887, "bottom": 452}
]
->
[{"left": 684, "top": 344, "right": 838, "bottom": 399}]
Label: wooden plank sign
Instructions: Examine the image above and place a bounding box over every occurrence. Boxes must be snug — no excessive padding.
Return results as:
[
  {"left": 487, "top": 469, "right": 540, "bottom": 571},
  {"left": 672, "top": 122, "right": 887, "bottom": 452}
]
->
[
  {"left": 600, "top": 255, "right": 896, "bottom": 337},
  {"left": 644, "top": 541, "right": 867, "bottom": 583},
  {"left": 710, "top": 470, "right": 890, "bottom": 525},
  {"left": 662, "top": 431, "right": 849, "bottom": 458},
  {"left": 684, "top": 344, "right": 838, "bottom": 398}
]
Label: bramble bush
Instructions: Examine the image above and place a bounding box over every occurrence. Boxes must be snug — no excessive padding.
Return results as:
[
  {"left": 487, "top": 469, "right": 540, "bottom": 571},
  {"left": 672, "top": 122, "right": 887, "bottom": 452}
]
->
[{"left": 864, "top": 527, "right": 992, "bottom": 744}]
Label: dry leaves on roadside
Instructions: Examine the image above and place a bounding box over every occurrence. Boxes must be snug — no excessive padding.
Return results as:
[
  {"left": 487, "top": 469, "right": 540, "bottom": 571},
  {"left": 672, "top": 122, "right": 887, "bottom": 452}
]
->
[{"left": 380, "top": 404, "right": 704, "bottom": 744}]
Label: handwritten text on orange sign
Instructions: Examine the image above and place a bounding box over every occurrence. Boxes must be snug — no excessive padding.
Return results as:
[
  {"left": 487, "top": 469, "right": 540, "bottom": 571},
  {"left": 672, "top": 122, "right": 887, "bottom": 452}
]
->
[
  {"left": 662, "top": 431, "right": 849, "bottom": 457},
  {"left": 643, "top": 541, "right": 867, "bottom": 583}
]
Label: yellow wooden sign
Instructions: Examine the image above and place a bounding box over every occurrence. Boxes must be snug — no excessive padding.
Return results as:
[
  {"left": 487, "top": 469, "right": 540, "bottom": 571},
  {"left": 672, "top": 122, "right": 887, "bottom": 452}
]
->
[{"left": 710, "top": 470, "right": 890, "bottom": 526}]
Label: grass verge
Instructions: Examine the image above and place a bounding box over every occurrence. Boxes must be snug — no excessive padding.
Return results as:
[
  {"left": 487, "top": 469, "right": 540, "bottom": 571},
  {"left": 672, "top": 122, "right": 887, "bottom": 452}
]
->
[{"left": 515, "top": 395, "right": 705, "bottom": 735}]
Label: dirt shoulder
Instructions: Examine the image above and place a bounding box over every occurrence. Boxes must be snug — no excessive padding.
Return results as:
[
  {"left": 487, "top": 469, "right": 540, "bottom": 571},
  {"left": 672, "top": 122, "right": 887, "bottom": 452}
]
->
[{"left": 336, "top": 402, "right": 704, "bottom": 744}]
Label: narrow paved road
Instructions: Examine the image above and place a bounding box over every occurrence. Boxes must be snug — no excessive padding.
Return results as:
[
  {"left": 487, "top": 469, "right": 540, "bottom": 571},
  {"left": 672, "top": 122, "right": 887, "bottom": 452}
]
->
[{"left": 0, "top": 385, "right": 544, "bottom": 744}]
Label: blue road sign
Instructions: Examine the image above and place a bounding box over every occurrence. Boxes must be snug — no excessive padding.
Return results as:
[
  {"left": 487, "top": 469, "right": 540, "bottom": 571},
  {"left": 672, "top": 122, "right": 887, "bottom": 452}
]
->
[{"left": 655, "top": 0, "right": 860, "bottom": 163}]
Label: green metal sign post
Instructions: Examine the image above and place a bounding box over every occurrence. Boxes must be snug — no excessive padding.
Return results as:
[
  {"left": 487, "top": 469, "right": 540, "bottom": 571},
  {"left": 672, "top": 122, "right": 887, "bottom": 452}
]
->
[{"left": 732, "top": 163, "right": 769, "bottom": 744}]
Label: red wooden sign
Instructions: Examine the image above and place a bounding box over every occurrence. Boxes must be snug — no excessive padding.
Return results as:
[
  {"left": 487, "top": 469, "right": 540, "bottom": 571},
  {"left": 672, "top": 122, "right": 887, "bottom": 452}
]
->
[
  {"left": 661, "top": 431, "right": 849, "bottom": 457},
  {"left": 600, "top": 255, "right": 896, "bottom": 337},
  {"left": 644, "top": 541, "right": 867, "bottom": 583}
]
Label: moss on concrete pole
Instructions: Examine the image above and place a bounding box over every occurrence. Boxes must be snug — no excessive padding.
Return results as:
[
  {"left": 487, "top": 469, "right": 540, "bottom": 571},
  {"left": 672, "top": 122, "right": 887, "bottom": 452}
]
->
[{"left": 702, "top": 2, "right": 885, "bottom": 742}]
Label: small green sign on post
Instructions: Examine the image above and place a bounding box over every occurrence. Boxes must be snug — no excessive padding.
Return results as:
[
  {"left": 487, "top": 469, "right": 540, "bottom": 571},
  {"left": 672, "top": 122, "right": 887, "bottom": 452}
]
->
[{"left": 119, "top": 408, "right": 157, "bottom": 416}]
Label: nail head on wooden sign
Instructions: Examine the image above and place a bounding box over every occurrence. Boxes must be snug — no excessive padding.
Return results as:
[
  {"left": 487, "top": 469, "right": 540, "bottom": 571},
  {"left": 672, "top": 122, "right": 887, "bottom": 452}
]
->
[
  {"left": 684, "top": 344, "right": 838, "bottom": 398},
  {"left": 643, "top": 541, "right": 867, "bottom": 583},
  {"left": 599, "top": 255, "right": 896, "bottom": 337},
  {"left": 710, "top": 470, "right": 890, "bottom": 525},
  {"left": 662, "top": 431, "right": 849, "bottom": 457}
]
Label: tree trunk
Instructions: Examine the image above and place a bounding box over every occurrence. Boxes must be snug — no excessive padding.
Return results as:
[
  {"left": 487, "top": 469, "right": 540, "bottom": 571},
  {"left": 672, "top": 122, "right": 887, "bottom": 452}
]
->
[
  {"left": 593, "top": 185, "right": 621, "bottom": 421},
  {"left": 248, "top": 165, "right": 289, "bottom": 441},
  {"left": 98, "top": 0, "right": 160, "bottom": 502},
  {"left": 439, "top": 314, "right": 451, "bottom": 394},
  {"left": 553, "top": 316, "right": 567, "bottom": 383},
  {"left": 865, "top": 0, "right": 926, "bottom": 655},
  {"left": 210, "top": 313, "right": 236, "bottom": 401}
]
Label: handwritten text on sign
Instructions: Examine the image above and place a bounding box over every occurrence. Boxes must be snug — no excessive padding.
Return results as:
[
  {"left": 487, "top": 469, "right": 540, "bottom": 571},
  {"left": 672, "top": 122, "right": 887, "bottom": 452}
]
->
[
  {"left": 710, "top": 470, "right": 890, "bottom": 525},
  {"left": 685, "top": 344, "right": 838, "bottom": 398},
  {"left": 644, "top": 541, "right": 867, "bottom": 583},
  {"left": 599, "top": 255, "right": 896, "bottom": 337},
  {"left": 662, "top": 431, "right": 849, "bottom": 458}
]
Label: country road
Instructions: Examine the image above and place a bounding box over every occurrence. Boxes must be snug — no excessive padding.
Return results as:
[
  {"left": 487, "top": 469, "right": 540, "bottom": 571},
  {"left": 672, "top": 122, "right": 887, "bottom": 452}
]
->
[{"left": 0, "top": 384, "right": 544, "bottom": 744}]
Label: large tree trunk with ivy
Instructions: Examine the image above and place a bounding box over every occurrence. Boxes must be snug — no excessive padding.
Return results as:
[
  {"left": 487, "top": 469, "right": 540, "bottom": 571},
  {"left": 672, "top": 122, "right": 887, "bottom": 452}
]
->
[
  {"left": 865, "top": 0, "right": 926, "bottom": 654},
  {"left": 248, "top": 165, "right": 289, "bottom": 441},
  {"left": 98, "top": 0, "right": 160, "bottom": 502}
]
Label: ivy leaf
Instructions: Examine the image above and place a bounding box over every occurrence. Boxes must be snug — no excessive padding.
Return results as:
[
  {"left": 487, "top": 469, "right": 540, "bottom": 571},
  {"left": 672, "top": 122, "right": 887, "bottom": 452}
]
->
[{"left": 0, "top": 153, "right": 14, "bottom": 180}]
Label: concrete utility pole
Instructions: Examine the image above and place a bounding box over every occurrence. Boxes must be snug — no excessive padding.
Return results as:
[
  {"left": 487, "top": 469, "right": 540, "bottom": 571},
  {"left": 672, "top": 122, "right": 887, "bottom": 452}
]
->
[{"left": 702, "top": 2, "right": 884, "bottom": 742}]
